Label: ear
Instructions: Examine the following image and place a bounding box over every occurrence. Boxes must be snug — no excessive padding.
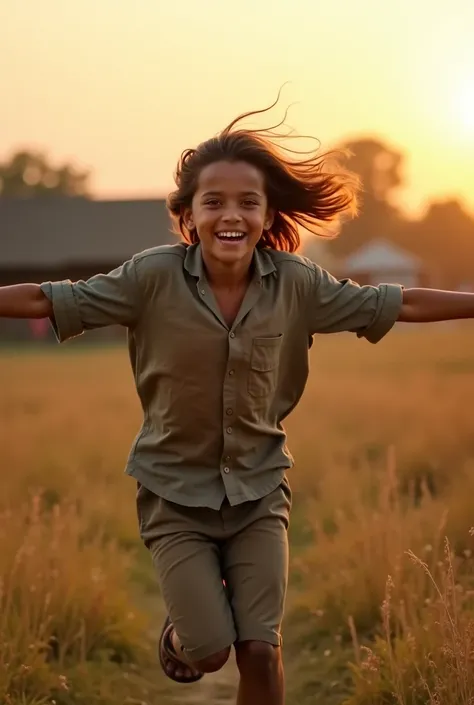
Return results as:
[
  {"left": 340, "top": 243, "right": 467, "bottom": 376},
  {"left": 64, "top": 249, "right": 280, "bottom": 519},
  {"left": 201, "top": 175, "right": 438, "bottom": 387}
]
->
[
  {"left": 264, "top": 208, "right": 275, "bottom": 231},
  {"left": 182, "top": 207, "right": 195, "bottom": 232}
]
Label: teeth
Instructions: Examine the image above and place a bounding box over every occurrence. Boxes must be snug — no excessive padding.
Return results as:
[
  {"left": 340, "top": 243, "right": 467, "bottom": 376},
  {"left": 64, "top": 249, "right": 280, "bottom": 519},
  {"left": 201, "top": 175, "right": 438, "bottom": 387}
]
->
[{"left": 216, "top": 231, "right": 245, "bottom": 239}]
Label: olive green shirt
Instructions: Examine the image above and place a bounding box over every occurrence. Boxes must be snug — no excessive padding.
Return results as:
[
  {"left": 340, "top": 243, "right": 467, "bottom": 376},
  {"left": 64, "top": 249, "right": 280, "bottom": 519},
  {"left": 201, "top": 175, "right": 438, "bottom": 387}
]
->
[{"left": 40, "top": 242, "right": 403, "bottom": 509}]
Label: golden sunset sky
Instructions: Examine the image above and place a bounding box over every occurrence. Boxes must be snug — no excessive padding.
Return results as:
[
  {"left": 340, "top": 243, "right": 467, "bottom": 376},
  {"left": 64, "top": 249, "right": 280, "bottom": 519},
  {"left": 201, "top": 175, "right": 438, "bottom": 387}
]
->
[{"left": 2, "top": 0, "right": 473, "bottom": 216}]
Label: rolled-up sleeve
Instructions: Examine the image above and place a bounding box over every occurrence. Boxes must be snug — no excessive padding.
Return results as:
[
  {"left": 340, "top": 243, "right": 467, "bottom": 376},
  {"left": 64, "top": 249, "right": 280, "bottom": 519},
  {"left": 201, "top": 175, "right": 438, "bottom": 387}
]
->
[
  {"left": 306, "top": 264, "right": 403, "bottom": 344},
  {"left": 40, "top": 258, "right": 140, "bottom": 343}
]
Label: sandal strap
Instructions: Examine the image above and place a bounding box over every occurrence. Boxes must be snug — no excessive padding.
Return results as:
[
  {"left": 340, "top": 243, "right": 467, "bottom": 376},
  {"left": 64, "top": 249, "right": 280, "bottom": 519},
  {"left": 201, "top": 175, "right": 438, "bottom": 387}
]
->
[
  {"left": 161, "top": 623, "right": 181, "bottom": 664},
  {"left": 158, "top": 616, "right": 204, "bottom": 684}
]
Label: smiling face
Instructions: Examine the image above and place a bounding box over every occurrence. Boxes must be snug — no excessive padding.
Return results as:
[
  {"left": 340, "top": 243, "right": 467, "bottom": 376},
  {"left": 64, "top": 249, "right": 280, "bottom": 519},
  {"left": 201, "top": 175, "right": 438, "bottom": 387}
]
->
[{"left": 183, "top": 160, "right": 274, "bottom": 274}]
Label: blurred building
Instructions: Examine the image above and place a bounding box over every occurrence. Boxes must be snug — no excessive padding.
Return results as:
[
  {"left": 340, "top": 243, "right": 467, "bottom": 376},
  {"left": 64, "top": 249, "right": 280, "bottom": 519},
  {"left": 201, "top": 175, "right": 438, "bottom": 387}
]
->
[
  {"left": 305, "top": 237, "right": 434, "bottom": 288},
  {"left": 337, "top": 239, "right": 429, "bottom": 288},
  {"left": 0, "top": 197, "right": 176, "bottom": 342}
]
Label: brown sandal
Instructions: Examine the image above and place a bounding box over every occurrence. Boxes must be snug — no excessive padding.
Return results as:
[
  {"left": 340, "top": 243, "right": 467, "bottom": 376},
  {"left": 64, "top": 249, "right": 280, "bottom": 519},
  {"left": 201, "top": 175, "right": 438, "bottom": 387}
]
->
[{"left": 158, "top": 616, "right": 204, "bottom": 684}]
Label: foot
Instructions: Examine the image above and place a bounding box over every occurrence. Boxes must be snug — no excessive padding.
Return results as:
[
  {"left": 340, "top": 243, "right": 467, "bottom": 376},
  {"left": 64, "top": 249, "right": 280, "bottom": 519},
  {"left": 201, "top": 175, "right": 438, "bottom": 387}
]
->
[{"left": 159, "top": 616, "right": 204, "bottom": 684}]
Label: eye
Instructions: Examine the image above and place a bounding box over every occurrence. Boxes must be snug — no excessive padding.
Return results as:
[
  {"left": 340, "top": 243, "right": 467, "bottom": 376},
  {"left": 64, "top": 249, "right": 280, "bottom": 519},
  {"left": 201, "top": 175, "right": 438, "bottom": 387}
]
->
[
  {"left": 242, "top": 199, "right": 258, "bottom": 207},
  {"left": 204, "top": 198, "right": 221, "bottom": 207}
]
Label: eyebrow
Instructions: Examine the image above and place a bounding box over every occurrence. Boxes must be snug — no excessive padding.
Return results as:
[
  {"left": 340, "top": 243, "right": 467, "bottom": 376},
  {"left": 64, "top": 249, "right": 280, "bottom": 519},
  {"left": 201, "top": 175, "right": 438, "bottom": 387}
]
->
[{"left": 201, "top": 190, "right": 263, "bottom": 197}]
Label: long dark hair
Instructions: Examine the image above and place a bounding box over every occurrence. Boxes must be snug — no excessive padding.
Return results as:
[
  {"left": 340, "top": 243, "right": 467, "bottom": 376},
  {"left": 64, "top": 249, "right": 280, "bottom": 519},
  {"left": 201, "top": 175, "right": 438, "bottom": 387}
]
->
[{"left": 167, "top": 97, "right": 360, "bottom": 252}]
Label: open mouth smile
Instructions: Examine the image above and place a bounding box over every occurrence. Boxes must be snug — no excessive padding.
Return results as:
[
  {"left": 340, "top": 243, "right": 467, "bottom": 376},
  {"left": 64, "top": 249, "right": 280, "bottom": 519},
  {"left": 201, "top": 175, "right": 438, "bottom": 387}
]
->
[{"left": 215, "top": 231, "right": 247, "bottom": 243}]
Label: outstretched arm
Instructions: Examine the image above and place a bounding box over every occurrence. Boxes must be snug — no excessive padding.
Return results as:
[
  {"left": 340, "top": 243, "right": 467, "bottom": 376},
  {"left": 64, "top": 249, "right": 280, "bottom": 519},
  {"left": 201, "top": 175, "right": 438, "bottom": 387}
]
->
[
  {"left": 0, "top": 257, "right": 141, "bottom": 342},
  {"left": 399, "top": 288, "right": 474, "bottom": 323},
  {"left": 0, "top": 284, "right": 52, "bottom": 319}
]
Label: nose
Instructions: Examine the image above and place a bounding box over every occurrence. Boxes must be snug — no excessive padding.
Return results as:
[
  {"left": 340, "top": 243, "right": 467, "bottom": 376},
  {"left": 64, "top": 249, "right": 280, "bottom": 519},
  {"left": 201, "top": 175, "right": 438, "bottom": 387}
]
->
[{"left": 221, "top": 205, "right": 243, "bottom": 223}]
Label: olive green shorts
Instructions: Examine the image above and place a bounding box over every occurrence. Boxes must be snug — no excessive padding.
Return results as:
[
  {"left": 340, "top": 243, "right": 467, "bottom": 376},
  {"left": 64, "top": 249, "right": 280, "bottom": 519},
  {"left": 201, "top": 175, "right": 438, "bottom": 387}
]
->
[{"left": 136, "top": 479, "right": 291, "bottom": 662}]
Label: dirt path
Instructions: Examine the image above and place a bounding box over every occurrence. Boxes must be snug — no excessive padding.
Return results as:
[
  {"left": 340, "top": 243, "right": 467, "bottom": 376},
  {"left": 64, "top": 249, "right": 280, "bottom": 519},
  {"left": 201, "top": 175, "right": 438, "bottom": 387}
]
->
[{"left": 180, "top": 658, "right": 239, "bottom": 704}]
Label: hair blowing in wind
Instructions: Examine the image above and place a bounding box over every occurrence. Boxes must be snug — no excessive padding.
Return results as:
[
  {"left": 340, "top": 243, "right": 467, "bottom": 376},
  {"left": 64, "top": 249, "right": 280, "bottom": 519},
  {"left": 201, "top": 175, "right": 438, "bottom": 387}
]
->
[{"left": 167, "top": 95, "right": 361, "bottom": 252}]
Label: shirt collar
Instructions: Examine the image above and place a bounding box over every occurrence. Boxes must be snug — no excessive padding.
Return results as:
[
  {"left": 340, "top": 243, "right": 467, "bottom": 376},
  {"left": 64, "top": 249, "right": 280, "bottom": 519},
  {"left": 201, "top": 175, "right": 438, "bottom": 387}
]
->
[
  {"left": 183, "top": 243, "right": 204, "bottom": 278},
  {"left": 184, "top": 243, "right": 277, "bottom": 281}
]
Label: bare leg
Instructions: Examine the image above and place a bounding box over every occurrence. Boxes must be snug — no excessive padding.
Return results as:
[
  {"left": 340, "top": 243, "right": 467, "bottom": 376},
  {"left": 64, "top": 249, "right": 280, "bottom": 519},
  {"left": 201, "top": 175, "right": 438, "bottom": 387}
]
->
[
  {"left": 162, "top": 626, "right": 230, "bottom": 680},
  {"left": 235, "top": 641, "right": 284, "bottom": 705}
]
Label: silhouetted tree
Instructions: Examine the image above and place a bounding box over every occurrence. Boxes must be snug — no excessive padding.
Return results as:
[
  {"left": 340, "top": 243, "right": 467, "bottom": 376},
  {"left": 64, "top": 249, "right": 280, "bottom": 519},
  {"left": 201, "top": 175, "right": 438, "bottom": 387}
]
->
[
  {"left": 401, "top": 199, "right": 474, "bottom": 287},
  {"left": 328, "top": 138, "right": 406, "bottom": 257},
  {"left": 344, "top": 137, "right": 404, "bottom": 203},
  {"left": 0, "top": 150, "right": 90, "bottom": 198}
]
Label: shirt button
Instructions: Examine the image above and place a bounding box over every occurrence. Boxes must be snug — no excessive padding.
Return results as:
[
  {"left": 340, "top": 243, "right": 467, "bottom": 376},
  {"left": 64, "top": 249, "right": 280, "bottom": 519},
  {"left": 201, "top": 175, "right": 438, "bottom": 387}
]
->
[
  {"left": 226, "top": 408, "right": 233, "bottom": 416},
  {"left": 200, "top": 289, "right": 205, "bottom": 295},
  {"left": 228, "top": 369, "right": 235, "bottom": 376},
  {"left": 230, "top": 332, "right": 235, "bottom": 338},
  {"left": 223, "top": 467, "right": 230, "bottom": 474},
  {"left": 226, "top": 427, "right": 233, "bottom": 434},
  {"left": 224, "top": 455, "right": 231, "bottom": 462}
]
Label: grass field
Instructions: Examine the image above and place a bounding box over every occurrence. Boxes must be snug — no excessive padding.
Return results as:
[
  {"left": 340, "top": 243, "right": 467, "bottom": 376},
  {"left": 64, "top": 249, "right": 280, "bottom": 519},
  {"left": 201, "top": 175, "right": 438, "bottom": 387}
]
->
[{"left": 2, "top": 325, "right": 474, "bottom": 704}]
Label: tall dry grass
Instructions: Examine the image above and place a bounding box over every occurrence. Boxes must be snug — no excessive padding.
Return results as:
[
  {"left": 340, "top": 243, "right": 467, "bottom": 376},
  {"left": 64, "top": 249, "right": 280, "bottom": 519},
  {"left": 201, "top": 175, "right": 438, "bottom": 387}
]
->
[
  {"left": 0, "top": 350, "right": 167, "bottom": 704},
  {"left": 0, "top": 495, "right": 145, "bottom": 703},
  {"left": 283, "top": 324, "right": 474, "bottom": 704},
  {"left": 2, "top": 325, "right": 474, "bottom": 703},
  {"left": 348, "top": 539, "right": 474, "bottom": 704}
]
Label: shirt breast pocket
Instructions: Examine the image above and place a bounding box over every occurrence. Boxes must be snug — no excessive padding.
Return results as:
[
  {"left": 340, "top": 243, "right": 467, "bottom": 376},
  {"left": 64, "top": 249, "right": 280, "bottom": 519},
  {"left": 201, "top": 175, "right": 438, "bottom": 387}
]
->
[{"left": 248, "top": 335, "right": 283, "bottom": 398}]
